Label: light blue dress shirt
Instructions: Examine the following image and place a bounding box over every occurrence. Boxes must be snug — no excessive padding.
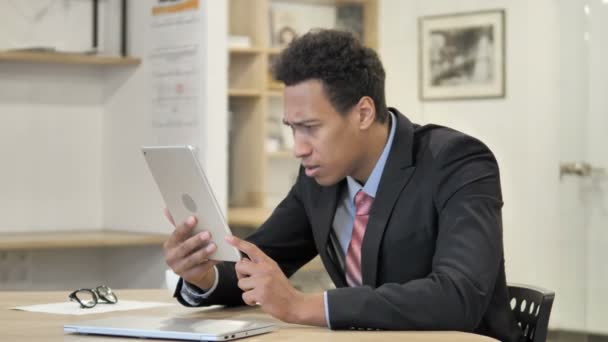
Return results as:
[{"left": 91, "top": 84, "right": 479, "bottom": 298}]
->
[{"left": 182, "top": 111, "right": 397, "bottom": 327}]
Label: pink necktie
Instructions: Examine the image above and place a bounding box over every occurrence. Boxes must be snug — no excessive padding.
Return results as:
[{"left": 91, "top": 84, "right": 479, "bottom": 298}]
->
[{"left": 345, "top": 190, "right": 374, "bottom": 287}]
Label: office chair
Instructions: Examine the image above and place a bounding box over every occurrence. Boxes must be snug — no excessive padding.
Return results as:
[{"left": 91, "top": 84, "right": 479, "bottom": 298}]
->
[{"left": 508, "top": 283, "right": 555, "bottom": 342}]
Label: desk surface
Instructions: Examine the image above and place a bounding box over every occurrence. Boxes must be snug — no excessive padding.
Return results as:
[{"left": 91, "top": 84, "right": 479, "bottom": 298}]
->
[{"left": 1, "top": 289, "right": 498, "bottom": 341}]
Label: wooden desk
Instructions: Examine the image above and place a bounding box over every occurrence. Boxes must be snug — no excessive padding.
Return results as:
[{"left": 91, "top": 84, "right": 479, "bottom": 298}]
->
[{"left": 0, "top": 290, "right": 498, "bottom": 341}]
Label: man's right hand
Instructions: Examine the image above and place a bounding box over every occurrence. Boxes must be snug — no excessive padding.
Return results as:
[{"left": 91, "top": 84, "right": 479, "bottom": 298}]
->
[{"left": 163, "top": 208, "right": 219, "bottom": 291}]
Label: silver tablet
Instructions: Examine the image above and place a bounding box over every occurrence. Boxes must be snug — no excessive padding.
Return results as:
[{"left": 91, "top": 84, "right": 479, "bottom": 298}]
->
[{"left": 142, "top": 145, "right": 241, "bottom": 262}]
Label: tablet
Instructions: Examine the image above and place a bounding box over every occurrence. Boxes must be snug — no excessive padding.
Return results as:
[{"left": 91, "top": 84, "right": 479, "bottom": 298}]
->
[{"left": 142, "top": 145, "right": 241, "bottom": 262}]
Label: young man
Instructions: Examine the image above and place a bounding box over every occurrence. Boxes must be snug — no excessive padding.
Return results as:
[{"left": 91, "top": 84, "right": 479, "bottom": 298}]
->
[{"left": 163, "top": 29, "right": 523, "bottom": 342}]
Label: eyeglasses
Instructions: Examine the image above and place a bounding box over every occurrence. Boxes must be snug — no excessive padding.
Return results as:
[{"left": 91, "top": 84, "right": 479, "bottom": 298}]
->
[{"left": 68, "top": 286, "right": 118, "bottom": 309}]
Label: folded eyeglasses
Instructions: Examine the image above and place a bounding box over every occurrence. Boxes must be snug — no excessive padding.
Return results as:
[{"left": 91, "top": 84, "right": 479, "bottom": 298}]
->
[{"left": 69, "top": 285, "right": 118, "bottom": 309}]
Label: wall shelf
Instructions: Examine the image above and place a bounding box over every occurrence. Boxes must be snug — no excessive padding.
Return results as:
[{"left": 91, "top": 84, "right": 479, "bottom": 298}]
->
[
  {"left": 0, "top": 231, "right": 168, "bottom": 250},
  {"left": 229, "top": 88, "right": 263, "bottom": 98},
  {"left": 0, "top": 51, "right": 141, "bottom": 66},
  {"left": 268, "top": 150, "right": 293, "bottom": 159},
  {"left": 267, "top": 47, "right": 281, "bottom": 55},
  {"left": 229, "top": 47, "right": 264, "bottom": 55}
]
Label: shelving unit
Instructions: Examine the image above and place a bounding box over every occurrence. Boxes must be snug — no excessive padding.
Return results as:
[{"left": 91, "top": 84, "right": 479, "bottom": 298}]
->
[
  {"left": 227, "top": 0, "right": 378, "bottom": 227},
  {"left": 0, "top": 51, "right": 141, "bottom": 66}
]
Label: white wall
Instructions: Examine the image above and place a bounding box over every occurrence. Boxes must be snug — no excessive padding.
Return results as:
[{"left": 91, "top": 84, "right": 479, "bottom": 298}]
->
[
  {"left": 200, "top": 0, "right": 229, "bottom": 215},
  {"left": 102, "top": 0, "right": 228, "bottom": 234},
  {"left": 0, "top": 0, "right": 227, "bottom": 290},
  {"left": 0, "top": 0, "right": 228, "bottom": 234},
  {"left": 579, "top": 1, "right": 608, "bottom": 334},
  {"left": 0, "top": 0, "right": 131, "bottom": 233},
  {"left": 555, "top": 0, "right": 590, "bottom": 331},
  {"left": 0, "top": 100, "right": 103, "bottom": 232},
  {"left": 379, "top": 0, "right": 565, "bottom": 328}
]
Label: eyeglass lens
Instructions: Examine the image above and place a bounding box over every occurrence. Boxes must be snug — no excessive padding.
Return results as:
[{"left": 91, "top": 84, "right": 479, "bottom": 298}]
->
[
  {"left": 95, "top": 286, "right": 118, "bottom": 304},
  {"left": 69, "top": 289, "right": 97, "bottom": 308}
]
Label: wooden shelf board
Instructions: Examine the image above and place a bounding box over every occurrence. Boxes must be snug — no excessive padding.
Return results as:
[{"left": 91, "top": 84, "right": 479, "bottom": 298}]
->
[
  {"left": 266, "top": 90, "right": 283, "bottom": 97},
  {"left": 229, "top": 89, "right": 263, "bottom": 97},
  {"left": 268, "top": 150, "right": 294, "bottom": 159},
  {"left": 0, "top": 51, "right": 141, "bottom": 66},
  {"left": 228, "top": 207, "right": 273, "bottom": 227},
  {"left": 0, "top": 230, "right": 169, "bottom": 250},
  {"left": 267, "top": 47, "right": 282, "bottom": 55},
  {"left": 229, "top": 47, "right": 264, "bottom": 55}
]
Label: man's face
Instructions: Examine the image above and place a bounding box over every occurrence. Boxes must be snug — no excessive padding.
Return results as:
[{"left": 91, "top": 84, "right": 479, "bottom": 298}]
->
[{"left": 283, "top": 80, "right": 363, "bottom": 186}]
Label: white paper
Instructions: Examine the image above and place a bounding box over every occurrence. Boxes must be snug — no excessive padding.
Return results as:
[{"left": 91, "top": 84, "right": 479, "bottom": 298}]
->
[
  {"left": 148, "top": 1, "right": 202, "bottom": 128},
  {"left": 149, "top": 45, "right": 200, "bottom": 127},
  {"left": 12, "top": 300, "right": 175, "bottom": 315}
]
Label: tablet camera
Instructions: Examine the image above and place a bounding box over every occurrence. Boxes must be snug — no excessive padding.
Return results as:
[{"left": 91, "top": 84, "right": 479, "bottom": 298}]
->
[{"left": 181, "top": 193, "right": 198, "bottom": 213}]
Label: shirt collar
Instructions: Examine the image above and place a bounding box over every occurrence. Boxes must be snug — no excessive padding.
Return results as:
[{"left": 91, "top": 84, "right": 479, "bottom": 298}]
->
[{"left": 346, "top": 110, "right": 397, "bottom": 203}]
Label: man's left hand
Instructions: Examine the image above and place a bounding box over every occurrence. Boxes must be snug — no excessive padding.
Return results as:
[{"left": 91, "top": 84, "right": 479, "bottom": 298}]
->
[{"left": 226, "top": 235, "right": 306, "bottom": 323}]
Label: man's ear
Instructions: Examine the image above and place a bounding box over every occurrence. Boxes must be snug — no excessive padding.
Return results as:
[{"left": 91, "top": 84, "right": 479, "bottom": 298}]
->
[{"left": 357, "top": 96, "right": 376, "bottom": 130}]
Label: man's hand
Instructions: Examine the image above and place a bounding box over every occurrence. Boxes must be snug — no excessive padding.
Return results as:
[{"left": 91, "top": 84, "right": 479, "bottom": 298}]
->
[
  {"left": 163, "top": 208, "right": 219, "bottom": 291},
  {"left": 226, "top": 235, "right": 326, "bottom": 326}
]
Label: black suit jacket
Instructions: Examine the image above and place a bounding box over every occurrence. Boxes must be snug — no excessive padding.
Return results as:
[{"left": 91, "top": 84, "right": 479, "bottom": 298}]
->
[{"left": 175, "top": 108, "right": 523, "bottom": 342}]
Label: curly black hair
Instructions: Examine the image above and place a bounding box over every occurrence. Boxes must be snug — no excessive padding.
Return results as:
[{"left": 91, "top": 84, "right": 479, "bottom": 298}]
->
[{"left": 272, "top": 29, "right": 388, "bottom": 123}]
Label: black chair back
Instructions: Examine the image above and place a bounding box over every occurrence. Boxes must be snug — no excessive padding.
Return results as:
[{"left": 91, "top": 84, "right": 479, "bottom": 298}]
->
[{"left": 508, "top": 283, "right": 555, "bottom": 342}]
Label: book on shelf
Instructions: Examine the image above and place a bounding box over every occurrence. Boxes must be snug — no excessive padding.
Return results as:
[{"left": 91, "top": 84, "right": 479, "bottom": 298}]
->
[{"left": 228, "top": 35, "right": 252, "bottom": 49}]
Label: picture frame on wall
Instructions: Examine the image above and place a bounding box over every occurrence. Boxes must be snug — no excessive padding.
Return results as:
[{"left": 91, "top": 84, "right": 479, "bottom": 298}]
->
[{"left": 418, "top": 9, "right": 505, "bottom": 100}]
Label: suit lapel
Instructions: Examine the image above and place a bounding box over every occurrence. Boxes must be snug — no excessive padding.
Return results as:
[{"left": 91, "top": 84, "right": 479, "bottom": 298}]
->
[
  {"left": 361, "top": 109, "right": 417, "bottom": 287},
  {"left": 312, "top": 181, "right": 345, "bottom": 287}
]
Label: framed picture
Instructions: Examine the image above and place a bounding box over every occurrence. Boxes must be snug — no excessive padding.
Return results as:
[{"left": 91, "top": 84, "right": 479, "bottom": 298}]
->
[{"left": 419, "top": 9, "right": 505, "bottom": 100}]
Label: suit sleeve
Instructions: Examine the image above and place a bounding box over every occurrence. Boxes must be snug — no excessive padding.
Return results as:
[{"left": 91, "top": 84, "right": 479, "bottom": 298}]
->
[
  {"left": 174, "top": 167, "right": 317, "bottom": 307},
  {"left": 326, "top": 135, "right": 504, "bottom": 331}
]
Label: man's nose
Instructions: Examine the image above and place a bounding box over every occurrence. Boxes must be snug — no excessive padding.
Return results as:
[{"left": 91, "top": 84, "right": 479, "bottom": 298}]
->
[{"left": 293, "top": 134, "right": 312, "bottom": 159}]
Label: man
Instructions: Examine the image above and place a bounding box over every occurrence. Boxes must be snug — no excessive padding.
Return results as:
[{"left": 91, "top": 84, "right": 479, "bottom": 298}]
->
[{"left": 163, "top": 29, "right": 523, "bottom": 342}]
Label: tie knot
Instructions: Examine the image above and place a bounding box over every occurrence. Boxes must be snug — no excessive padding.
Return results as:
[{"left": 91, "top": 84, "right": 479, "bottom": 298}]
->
[{"left": 354, "top": 191, "right": 373, "bottom": 216}]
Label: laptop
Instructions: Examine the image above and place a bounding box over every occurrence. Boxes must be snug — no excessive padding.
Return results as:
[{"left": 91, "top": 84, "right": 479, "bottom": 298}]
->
[{"left": 64, "top": 316, "right": 275, "bottom": 341}]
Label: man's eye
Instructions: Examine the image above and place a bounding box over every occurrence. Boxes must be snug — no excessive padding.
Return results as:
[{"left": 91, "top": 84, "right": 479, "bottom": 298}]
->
[{"left": 293, "top": 125, "right": 317, "bottom": 134}]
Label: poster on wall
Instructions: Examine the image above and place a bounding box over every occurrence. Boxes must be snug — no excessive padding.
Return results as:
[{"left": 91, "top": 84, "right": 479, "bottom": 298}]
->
[
  {"left": 149, "top": 0, "right": 201, "bottom": 127},
  {"left": 418, "top": 9, "right": 505, "bottom": 100},
  {"left": 149, "top": 45, "right": 199, "bottom": 127}
]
